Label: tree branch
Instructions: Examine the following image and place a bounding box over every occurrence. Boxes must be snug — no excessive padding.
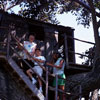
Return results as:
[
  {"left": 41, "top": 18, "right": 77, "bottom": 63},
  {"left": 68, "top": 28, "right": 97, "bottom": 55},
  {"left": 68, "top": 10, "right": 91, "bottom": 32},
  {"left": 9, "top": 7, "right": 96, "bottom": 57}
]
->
[
  {"left": 35, "top": 0, "right": 100, "bottom": 18},
  {"left": 72, "top": 0, "right": 100, "bottom": 18},
  {"left": 87, "top": 0, "right": 100, "bottom": 59},
  {"left": 1, "top": 0, "right": 6, "bottom": 11}
]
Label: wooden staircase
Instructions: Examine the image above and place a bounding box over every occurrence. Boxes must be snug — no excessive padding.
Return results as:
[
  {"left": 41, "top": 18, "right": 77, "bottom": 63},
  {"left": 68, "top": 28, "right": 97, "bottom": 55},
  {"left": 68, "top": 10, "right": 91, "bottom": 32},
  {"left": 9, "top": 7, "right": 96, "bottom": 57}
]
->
[{"left": 0, "top": 56, "right": 45, "bottom": 100}]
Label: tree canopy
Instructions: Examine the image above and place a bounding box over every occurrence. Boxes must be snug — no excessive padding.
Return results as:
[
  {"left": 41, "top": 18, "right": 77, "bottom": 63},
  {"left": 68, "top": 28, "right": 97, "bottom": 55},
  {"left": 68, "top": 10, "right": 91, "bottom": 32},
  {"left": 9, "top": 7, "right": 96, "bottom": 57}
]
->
[
  {"left": 1, "top": 0, "right": 100, "bottom": 99},
  {"left": 0, "top": 0, "right": 100, "bottom": 26}
]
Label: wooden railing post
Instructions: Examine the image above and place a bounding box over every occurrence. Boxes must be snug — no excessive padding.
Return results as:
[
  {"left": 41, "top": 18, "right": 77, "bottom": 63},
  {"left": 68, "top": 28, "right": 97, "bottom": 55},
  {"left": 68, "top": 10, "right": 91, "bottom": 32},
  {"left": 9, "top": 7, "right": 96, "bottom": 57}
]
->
[
  {"left": 79, "top": 85, "right": 82, "bottom": 100},
  {"left": 55, "top": 75, "right": 58, "bottom": 100},
  {"left": 45, "top": 67, "right": 48, "bottom": 100},
  {"left": 7, "top": 32, "right": 10, "bottom": 59},
  {"left": 64, "top": 33, "right": 69, "bottom": 68}
]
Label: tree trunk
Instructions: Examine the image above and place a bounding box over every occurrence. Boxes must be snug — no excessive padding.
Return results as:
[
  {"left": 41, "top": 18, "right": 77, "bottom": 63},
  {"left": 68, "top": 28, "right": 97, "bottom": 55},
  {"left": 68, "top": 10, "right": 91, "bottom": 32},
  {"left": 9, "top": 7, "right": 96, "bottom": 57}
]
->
[
  {"left": 66, "top": 58, "right": 100, "bottom": 99},
  {"left": 87, "top": 0, "right": 100, "bottom": 62},
  {"left": 65, "top": 0, "right": 100, "bottom": 99}
]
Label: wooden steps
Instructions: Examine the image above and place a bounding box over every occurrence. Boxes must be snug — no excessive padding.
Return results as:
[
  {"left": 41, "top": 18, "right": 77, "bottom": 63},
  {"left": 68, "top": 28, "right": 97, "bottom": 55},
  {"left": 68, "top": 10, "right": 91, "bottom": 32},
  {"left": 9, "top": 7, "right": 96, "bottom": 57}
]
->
[{"left": 0, "top": 56, "right": 45, "bottom": 100}]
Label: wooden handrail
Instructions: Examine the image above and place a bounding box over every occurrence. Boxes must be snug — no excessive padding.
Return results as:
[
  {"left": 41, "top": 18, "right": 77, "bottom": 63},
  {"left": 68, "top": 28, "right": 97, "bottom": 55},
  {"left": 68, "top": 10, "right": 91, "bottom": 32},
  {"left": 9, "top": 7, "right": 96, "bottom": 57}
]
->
[
  {"left": 10, "top": 45, "right": 46, "bottom": 83},
  {"left": 6, "top": 34, "right": 91, "bottom": 82},
  {"left": 10, "top": 34, "right": 47, "bottom": 84},
  {"left": 0, "top": 42, "right": 17, "bottom": 45},
  {"left": 68, "top": 50, "right": 89, "bottom": 57},
  {"left": 67, "top": 35, "right": 95, "bottom": 45},
  {"left": 48, "top": 85, "right": 79, "bottom": 96},
  {"left": 9, "top": 33, "right": 85, "bottom": 100},
  {"left": 7, "top": 33, "right": 83, "bottom": 83},
  {"left": 0, "top": 26, "right": 8, "bottom": 29}
]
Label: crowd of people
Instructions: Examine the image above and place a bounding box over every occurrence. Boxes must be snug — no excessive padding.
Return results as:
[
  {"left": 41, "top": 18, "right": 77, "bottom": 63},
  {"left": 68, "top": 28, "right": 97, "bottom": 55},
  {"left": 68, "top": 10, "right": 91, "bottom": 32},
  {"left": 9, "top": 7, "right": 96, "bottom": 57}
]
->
[{"left": 17, "top": 34, "right": 66, "bottom": 100}]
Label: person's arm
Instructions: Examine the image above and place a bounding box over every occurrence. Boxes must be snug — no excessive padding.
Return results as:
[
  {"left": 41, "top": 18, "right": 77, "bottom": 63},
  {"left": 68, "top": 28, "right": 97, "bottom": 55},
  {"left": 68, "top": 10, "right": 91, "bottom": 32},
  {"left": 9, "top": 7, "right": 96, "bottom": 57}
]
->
[
  {"left": 33, "top": 57, "right": 45, "bottom": 63},
  {"left": 46, "top": 59, "right": 64, "bottom": 69},
  {"left": 31, "top": 44, "right": 37, "bottom": 56},
  {"left": 17, "top": 42, "right": 23, "bottom": 50},
  {"left": 17, "top": 41, "right": 32, "bottom": 56}
]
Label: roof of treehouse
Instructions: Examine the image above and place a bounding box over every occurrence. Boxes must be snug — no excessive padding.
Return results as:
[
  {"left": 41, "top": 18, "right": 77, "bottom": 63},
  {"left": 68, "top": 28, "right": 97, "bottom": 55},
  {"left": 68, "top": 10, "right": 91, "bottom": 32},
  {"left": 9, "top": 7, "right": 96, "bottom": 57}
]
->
[
  {"left": 0, "top": 10, "right": 75, "bottom": 59},
  {"left": 0, "top": 10, "right": 75, "bottom": 38}
]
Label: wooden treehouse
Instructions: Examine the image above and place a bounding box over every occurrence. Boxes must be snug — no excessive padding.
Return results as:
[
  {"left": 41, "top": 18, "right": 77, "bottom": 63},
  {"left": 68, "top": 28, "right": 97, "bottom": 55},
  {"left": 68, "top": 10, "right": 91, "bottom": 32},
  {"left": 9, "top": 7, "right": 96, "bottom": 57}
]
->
[{"left": 0, "top": 10, "right": 93, "bottom": 100}]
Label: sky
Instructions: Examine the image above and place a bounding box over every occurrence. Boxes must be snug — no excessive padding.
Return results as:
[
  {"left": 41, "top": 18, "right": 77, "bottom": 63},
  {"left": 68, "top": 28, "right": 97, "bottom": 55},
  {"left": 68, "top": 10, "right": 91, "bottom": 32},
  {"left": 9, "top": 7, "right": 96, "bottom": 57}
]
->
[{"left": 11, "top": 5, "right": 95, "bottom": 64}]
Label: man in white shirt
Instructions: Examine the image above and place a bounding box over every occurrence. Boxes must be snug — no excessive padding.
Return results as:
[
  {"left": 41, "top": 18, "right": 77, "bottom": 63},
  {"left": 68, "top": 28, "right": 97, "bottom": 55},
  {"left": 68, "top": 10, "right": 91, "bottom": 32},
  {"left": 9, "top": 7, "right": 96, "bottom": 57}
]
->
[{"left": 26, "top": 49, "right": 46, "bottom": 93}]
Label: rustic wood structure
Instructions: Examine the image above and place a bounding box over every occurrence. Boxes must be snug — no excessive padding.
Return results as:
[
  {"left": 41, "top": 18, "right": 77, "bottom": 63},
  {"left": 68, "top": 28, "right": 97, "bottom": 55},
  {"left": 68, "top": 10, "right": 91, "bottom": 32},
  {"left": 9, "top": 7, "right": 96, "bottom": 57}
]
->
[
  {"left": 0, "top": 10, "right": 94, "bottom": 100},
  {"left": 0, "top": 10, "right": 75, "bottom": 63}
]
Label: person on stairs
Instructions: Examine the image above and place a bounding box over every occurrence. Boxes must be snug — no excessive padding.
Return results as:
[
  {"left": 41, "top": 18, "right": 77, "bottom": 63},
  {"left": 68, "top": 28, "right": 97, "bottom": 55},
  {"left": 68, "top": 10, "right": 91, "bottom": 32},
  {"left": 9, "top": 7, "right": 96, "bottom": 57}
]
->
[
  {"left": 18, "top": 34, "right": 37, "bottom": 73},
  {"left": 47, "top": 52, "right": 66, "bottom": 100},
  {"left": 26, "top": 48, "right": 46, "bottom": 93}
]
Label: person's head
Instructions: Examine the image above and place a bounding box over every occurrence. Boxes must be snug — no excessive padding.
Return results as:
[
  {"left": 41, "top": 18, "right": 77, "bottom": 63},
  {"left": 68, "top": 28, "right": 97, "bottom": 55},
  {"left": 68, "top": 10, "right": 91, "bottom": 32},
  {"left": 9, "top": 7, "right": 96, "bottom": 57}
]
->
[
  {"left": 52, "top": 52, "right": 61, "bottom": 60},
  {"left": 28, "top": 34, "right": 35, "bottom": 42},
  {"left": 35, "top": 48, "right": 42, "bottom": 56}
]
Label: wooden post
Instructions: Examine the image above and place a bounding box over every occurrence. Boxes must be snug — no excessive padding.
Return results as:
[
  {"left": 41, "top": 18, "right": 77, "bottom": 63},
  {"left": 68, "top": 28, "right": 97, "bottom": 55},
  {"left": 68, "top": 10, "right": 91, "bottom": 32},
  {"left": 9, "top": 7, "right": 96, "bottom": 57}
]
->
[
  {"left": 45, "top": 67, "right": 48, "bottom": 100},
  {"left": 7, "top": 32, "right": 10, "bottom": 59},
  {"left": 64, "top": 33, "right": 69, "bottom": 68},
  {"left": 44, "top": 30, "right": 49, "bottom": 100},
  {"left": 79, "top": 85, "right": 82, "bottom": 100},
  {"left": 55, "top": 75, "right": 58, "bottom": 100}
]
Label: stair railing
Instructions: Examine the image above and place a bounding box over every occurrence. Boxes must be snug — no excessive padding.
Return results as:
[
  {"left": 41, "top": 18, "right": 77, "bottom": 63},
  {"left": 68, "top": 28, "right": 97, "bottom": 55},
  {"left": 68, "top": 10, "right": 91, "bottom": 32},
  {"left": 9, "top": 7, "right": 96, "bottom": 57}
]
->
[
  {"left": 5, "top": 29, "right": 86, "bottom": 100},
  {"left": 55, "top": 75, "right": 58, "bottom": 100},
  {"left": 9, "top": 33, "right": 68, "bottom": 100},
  {"left": 6, "top": 32, "right": 83, "bottom": 100},
  {"left": 10, "top": 33, "right": 46, "bottom": 83}
]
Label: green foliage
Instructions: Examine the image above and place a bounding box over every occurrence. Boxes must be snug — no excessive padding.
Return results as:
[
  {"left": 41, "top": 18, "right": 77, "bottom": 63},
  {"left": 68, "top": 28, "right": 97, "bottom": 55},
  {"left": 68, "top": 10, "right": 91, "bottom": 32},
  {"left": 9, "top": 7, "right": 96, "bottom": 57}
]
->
[
  {"left": 95, "top": 1, "right": 100, "bottom": 10},
  {"left": 80, "top": 46, "right": 95, "bottom": 65},
  {"left": 18, "top": 1, "right": 59, "bottom": 24},
  {"left": 0, "top": 0, "right": 100, "bottom": 26},
  {"left": 55, "top": 0, "right": 100, "bottom": 27},
  {"left": 75, "top": 8, "right": 91, "bottom": 28},
  {"left": 56, "top": 0, "right": 92, "bottom": 27}
]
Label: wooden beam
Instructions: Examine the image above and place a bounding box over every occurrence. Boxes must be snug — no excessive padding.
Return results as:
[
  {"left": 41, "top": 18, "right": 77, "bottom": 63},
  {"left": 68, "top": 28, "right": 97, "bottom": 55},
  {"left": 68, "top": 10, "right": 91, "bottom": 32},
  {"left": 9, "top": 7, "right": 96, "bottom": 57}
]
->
[
  {"left": 55, "top": 75, "right": 58, "bottom": 100},
  {"left": 64, "top": 33, "right": 69, "bottom": 68}
]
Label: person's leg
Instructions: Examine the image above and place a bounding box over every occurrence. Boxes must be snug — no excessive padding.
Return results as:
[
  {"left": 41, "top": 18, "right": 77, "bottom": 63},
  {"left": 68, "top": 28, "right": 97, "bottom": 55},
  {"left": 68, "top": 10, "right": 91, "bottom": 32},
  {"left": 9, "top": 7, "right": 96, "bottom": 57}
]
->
[
  {"left": 37, "top": 68, "right": 43, "bottom": 92},
  {"left": 16, "top": 59, "right": 23, "bottom": 69},
  {"left": 26, "top": 69, "right": 33, "bottom": 78},
  {"left": 59, "top": 85, "right": 66, "bottom": 100},
  {"left": 22, "top": 59, "right": 30, "bottom": 73},
  {"left": 58, "top": 74, "right": 66, "bottom": 100},
  {"left": 26, "top": 69, "right": 37, "bottom": 84},
  {"left": 38, "top": 78, "right": 43, "bottom": 92}
]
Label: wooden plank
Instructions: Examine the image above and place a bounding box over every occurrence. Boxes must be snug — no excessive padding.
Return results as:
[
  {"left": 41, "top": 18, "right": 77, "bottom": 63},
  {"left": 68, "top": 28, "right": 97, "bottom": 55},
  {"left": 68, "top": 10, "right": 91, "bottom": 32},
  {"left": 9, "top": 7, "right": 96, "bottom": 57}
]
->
[
  {"left": 67, "top": 35, "right": 95, "bottom": 45},
  {"left": 7, "top": 57, "right": 45, "bottom": 100},
  {"left": 69, "top": 62, "right": 92, "bottom": 69},
  {"left": 7, "top": 32, "right": 10, "bottom": 59},
  {"left": 64, "top": 33, "right": 69, "bottom": 69},
  {"left": 45, "top": 67, "right": 48, "bottom": 100},
  {"left": 55, "top": 75, "right": 58, "bottom": 100},
  {"left": 68, "top": 66, "right": 91, "bottom": 71},
  {"left": 79, "top": 85, "right": 82, "bottom": 100}
]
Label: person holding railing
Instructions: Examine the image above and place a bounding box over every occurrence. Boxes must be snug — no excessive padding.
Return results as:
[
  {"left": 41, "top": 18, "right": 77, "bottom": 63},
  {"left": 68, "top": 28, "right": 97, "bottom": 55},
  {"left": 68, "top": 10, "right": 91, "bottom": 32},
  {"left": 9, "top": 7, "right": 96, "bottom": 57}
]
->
[
  {"left": 47, "top": 52, "right": 66, "bottom": 100},
  {"left": 26, "top": 48, "right": 46, "bottom": 93},
  {"left": 18, "top": 34, "right": 37, "bottom": 73}
]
